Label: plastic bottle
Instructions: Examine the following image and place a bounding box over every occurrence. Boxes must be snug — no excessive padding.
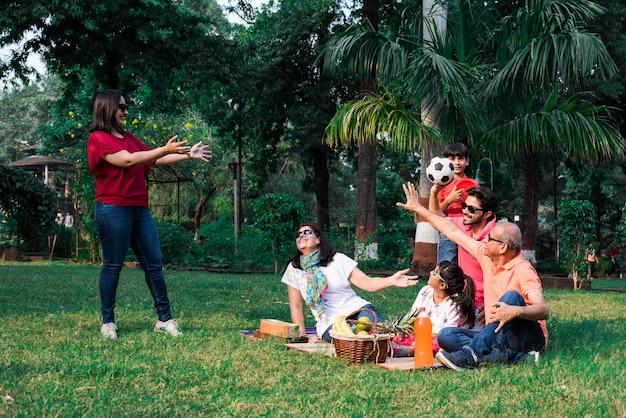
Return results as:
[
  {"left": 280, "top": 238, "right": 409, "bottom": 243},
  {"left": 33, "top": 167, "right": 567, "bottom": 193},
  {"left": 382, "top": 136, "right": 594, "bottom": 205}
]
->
[{"left": 414, "top": 307, "right": 434, "bottom": 368}]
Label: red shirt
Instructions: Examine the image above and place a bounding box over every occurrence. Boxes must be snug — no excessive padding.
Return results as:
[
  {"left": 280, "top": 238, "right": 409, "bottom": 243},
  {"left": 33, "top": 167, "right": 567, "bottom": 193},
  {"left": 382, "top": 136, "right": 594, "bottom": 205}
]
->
[
  {"left": 450, "top": 216, "right": 497, "bottom": 307},
  {"left": 438, "top": 175, "right": 479, "bottom": 217},
  {"left": 87, "top": 131, "right": 154, "bottom": 207}
]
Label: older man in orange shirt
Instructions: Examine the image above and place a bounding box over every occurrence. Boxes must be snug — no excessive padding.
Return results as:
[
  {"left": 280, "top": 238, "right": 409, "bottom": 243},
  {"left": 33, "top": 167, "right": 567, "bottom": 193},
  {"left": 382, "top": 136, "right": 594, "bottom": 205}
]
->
[{"left": 398, "top": 182, "right": 549, "bottom": 370}]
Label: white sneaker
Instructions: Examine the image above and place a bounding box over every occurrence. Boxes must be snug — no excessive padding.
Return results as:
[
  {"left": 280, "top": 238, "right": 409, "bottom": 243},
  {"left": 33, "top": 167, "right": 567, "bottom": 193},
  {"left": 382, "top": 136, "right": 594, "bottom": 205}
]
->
[
  {"left": 101, "top": 322, "right": 118, "bottom": 340},
  {"left": 527, "top": 350, "right": 540, "bottom": 363},
  {"left": 154, "top": 319, "right": 182, "bottom": 337}
]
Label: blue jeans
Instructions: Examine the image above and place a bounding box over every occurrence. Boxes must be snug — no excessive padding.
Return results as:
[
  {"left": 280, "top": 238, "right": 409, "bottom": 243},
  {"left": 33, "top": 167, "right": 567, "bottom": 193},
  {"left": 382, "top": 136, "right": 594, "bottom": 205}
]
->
[
  {"left": 438, "top": 290, "right": 545, "bottom": 360},
  {"left": 437, "top": 234, "right": 458, "bottom": 264},
  {"left": 95, "top": 202, "right": 172, "bottom": 324},
  {"left": 322, "top": 304, "right": 385, "bottom": 343}
]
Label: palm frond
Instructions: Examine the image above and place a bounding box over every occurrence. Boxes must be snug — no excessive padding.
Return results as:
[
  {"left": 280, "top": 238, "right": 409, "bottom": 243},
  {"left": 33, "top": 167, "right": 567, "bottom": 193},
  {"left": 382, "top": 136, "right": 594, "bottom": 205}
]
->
[
  {"left": 318, "top": 22, "right": 409, "bottom": 84},
  {"left": 485, "top": 0, "right": 616, "bottom": 97},
  {"left": 481, "top": 91, "right": 624, "bottom": 160},
  {"left": 325, "top": 85, "right": 439, "bottom": 152}
]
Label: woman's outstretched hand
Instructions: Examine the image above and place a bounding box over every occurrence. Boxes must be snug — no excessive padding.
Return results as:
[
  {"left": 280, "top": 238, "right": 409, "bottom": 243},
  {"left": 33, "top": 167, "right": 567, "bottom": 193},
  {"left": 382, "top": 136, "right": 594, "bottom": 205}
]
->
[
  {"left": 390, "top": 268, "right": 419, "bottom": 288},
  {"left": 188, "top": 141, "right": 211, "bottom": 162},
  {"left": 164, "top": 135, "right": 190, "bottom": 154}
]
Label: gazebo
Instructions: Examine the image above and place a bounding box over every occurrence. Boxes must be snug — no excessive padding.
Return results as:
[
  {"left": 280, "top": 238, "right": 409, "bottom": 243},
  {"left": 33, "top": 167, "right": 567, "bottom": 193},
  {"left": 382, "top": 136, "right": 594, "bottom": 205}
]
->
[{"left": 9, "top": 155, "right": 74, "bottom": 185}]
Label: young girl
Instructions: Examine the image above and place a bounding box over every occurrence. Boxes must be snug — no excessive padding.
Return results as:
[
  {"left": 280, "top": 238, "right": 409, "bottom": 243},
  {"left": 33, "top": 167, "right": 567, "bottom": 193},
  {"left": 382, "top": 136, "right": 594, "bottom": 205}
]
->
[{"left": 392, "top": 261, "right": 475, "bottom": 355}]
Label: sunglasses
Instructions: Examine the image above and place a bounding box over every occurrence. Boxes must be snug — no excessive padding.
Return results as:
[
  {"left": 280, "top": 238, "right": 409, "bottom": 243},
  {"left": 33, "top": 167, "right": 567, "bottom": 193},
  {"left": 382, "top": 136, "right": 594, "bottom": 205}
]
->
[
  {"left": 431, "top": 269, "right": 448, "bottom": 288},
  {"left": 118, "top": 104, "right": 129, "bottom": 112},
  {"left": 295, "top": 229, "right": 316, "bottom": 239},
  {"left": 462, "top": 201, "right": 484, "bottom": 214},
  {"left": 488, "top": 233, "right": 506, "bottom": 244}
]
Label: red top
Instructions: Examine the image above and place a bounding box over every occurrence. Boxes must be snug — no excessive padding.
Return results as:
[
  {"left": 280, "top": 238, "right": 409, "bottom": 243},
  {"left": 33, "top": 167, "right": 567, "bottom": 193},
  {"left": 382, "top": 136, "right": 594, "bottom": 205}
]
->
[
  {"left": 437, "top": 175, "right": 479, "bottom": 217},
  {"left": 450, "top": 216, "right": 497, "bottom": 307},
  {"left": 87, "top": 131, "right": 154, "bottom": 207}
]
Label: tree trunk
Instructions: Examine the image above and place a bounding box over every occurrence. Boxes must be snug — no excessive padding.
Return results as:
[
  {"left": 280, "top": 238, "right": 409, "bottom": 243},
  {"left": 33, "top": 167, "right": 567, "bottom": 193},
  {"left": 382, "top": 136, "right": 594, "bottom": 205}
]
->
[
  {"left": 194, "top": 186, "right": 217, "bottom": 240},
  {"left": 410, "top": 0, "right": 448, "bottom": 273},
  {"left": 521, "top": 149, "right": 539, "bottom": 264},
  {"left": 312, "top": 145, "right": 330, "bottom": 230},
  {"left": 354, "top": 0, "right": 379, "bottom": 261},
  {"left": 411, "top": 143, "right": 438, "bottom": 273},
  {"left": 355, "top": 140, "right": 378, "bottom": 260}
]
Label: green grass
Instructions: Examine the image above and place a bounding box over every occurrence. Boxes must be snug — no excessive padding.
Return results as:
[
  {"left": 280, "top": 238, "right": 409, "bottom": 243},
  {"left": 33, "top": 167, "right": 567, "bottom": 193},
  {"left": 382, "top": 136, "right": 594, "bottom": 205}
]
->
[{"left": 1, "top": 261, "right": 625, "bottom": 417}]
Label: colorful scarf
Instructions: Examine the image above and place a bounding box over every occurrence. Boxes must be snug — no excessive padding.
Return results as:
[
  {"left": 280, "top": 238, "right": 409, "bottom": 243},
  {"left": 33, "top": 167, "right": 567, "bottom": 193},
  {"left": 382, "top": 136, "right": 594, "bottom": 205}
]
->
[{"left": 300, "top": 249, "right": 328, "bottom": 316}]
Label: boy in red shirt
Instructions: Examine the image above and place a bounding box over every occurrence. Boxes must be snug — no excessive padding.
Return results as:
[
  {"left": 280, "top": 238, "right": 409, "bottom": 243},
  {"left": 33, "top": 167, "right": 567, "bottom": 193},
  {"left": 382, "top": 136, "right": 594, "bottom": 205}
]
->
[{"left": 436, "top": 143, "right": 478, "bottom": 264}]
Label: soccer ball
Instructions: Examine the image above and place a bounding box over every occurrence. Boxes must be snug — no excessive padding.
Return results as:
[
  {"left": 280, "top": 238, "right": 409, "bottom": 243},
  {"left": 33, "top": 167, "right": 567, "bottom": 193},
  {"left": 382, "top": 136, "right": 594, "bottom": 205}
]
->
[{"left": 426, "top": 157, "right": 454, "bottom": 185}]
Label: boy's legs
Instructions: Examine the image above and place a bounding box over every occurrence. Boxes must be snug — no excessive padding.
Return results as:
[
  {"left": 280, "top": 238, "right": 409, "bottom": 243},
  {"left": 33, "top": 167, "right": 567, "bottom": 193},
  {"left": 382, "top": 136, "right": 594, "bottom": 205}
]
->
[{"left": 437, "top": 234, "right": 458, "bottom": 264}]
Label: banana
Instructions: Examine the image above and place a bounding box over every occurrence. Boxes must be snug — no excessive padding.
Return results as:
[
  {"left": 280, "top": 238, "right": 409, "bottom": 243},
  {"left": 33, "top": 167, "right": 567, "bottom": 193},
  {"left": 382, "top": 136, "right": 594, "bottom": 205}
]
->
[
  {"left": 332, "top": 315, "right": 360, "bottom": 335},
  {"left": 332, "top": 315, "right": 347, "bottom": 333},
  {"left": 338, "top": 318, "right": 354, "bottom": 335}
]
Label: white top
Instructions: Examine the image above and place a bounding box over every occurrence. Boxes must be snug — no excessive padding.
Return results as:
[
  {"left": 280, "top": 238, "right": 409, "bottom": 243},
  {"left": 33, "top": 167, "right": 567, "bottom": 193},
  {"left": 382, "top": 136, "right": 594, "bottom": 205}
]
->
[
  {"left": 281, "top": 252, "right": 369, "bottom": 336},
  {"left": 410, "top": 285, "right": 464, "bottom": 334}
]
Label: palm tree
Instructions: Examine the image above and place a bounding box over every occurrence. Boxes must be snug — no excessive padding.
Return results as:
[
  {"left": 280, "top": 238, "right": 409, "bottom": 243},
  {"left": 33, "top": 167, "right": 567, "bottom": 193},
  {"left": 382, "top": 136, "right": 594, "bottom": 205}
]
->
[
  {"left": 322, "top": 0, "right": 490, "bottom": 270},
  {"left": 322, "top": 0, "right": 623, "bottom": 271},
  {"left": 479, "top": 0, "right": 623, "bottom": 262}
]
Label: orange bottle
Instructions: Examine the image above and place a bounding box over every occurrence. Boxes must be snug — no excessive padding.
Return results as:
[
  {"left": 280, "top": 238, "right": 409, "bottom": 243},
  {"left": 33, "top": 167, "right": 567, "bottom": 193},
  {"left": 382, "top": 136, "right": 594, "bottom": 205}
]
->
[{"left": 414, "top": 307, "right": 434, "bottom": 368}]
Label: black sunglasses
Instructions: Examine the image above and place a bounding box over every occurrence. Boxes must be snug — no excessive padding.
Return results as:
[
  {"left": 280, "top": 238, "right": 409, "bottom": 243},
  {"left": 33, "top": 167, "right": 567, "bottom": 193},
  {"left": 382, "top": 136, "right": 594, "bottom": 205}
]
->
[
  {"left": 118, "top": 104, "right": 129, "bottom": 112},
  {"left": 295, "top": 229, "right": 316, "bottom": 239},
  {"left": 462, "top": 201, "right": 484, "bottom": 214},
  {"left": 488, "top": 233, "right": 506, "bottom": 244}
]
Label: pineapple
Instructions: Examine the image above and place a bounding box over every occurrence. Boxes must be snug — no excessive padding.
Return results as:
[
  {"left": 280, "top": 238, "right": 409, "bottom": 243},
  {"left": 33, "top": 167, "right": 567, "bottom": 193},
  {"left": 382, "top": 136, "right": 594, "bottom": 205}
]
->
[{"left": 376, "top": 309, "right": 418, "bottom": 337}]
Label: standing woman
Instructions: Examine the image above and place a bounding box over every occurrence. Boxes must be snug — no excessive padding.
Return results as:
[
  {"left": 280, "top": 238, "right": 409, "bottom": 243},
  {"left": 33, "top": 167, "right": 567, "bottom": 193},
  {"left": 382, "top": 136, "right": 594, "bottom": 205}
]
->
[
  {"left": 282, "top": 223, "right": 418, "bottom": 343},
  {"left": 87, "top": 89, "right": 210, "bottom": 340}
]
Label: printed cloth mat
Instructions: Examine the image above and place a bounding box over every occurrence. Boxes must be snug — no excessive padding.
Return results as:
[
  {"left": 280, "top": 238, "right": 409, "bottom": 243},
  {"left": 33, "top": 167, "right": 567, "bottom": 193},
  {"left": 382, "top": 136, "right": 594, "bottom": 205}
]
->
[
  {"left": 240, "top": 330, "right": 442, "bottom": 370},
  {"left": 284, "top": 341, "right": 443, "bottom": 370}
]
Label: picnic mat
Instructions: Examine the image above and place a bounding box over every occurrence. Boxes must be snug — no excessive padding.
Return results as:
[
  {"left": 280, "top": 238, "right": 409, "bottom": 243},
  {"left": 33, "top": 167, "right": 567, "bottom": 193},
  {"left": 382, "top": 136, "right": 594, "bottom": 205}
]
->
[
  {"left": 240, "top": 330, "right": 442, "bottom": 370},
  {"left": 284, "top": 341, "right": 443, "bottom": 370}
]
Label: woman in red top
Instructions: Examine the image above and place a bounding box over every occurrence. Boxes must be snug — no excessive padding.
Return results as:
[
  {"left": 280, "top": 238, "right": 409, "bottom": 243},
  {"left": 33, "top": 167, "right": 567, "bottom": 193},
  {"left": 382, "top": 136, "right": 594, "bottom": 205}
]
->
[{"left": 87, "top": 89, "right": 210, "bottom": 340}]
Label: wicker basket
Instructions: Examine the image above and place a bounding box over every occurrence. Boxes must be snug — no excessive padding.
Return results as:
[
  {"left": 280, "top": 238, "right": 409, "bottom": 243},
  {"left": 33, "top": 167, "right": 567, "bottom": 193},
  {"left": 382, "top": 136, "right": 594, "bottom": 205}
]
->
[
  {"left": 329, "top": 308, "right": 392, "bottom": 364},
  {"left": 330, "top": 330, "right": 392, "bottom": 364}
]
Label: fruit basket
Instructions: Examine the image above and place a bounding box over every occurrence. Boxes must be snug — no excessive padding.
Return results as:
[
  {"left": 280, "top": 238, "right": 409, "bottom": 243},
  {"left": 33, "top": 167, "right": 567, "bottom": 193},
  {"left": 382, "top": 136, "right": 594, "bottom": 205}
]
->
[
  {"left": 329, "top": 308, "right": 392, "bottom": 364},
  {"left": 329, "top": 331, "right": 392, "bottom": 364}
]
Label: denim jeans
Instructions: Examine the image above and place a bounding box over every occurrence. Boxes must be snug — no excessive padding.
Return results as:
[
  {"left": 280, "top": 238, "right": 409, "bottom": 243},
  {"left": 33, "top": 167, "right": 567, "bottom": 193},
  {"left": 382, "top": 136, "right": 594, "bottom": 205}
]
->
[
  {"left": 438, "top": 290, "right": 545, "bottom": 360},
  {"left": 321, "top": 304, "right": 385, "bottom": 343},
  {"left": 437, "top": 233, "right": 458, "bottom": 264},
  {"left": 95, "top": 202, "right": 172, "bottom": 324}
]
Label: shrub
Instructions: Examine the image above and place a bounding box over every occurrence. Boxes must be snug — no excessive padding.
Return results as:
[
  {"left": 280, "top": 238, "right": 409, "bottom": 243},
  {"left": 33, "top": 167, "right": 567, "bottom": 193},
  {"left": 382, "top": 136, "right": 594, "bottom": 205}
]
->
[
  {"left": 558, "top": 200, "right": 597, "bottom": 289},
  {"left": 0, "top": 164, "right": 58, "bottom": 248},
  {"left": 253, "top": 194, "right": 306, "bottom": 274},
  {"left": 154, "top": 219, "right": 194, "bottom": 265},
  {"left": 356, "top": 226, "right": 413, "bottom": 271},
  {"left": 196, "top": 216, "right": 275, "bottom": 272}
]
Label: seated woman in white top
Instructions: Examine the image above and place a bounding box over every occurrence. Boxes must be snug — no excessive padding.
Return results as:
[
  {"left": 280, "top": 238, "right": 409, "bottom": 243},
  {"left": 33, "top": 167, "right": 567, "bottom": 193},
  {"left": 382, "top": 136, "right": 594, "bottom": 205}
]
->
[{"left": 281, "top": 223, "right": 418, "bottom": 343}]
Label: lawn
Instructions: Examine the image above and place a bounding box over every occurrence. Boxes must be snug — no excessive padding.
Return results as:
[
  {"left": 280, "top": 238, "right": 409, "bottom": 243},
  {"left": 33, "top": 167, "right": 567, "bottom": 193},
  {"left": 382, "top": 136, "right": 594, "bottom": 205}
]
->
[{"left": 1, "top": 261, "right": 624, "bottom": 417}]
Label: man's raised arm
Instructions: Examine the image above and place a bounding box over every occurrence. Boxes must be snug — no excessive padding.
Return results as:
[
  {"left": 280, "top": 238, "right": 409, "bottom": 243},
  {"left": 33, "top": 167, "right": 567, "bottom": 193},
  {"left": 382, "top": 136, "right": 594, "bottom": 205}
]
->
[{"left": 397, "top": 182, "right": 477, "bottom": 259}]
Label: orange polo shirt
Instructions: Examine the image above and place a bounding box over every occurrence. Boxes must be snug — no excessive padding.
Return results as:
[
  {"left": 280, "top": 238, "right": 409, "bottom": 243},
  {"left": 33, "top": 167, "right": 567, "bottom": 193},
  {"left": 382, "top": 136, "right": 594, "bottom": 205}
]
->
[{"left": 474, "top": 241, "right": 548, "bottom": 345}]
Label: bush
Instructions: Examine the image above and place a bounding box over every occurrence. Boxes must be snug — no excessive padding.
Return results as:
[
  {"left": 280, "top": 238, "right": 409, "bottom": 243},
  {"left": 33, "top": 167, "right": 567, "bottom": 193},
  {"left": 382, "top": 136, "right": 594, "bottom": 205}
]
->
[
  {"left": 558, "top": 200, "right": 597, "bottom": 289},
  {"left": 354, "top": 225, "right": 414, "bottom": 271},
  {"left": 196, "top": 216, "right": 275, "bottom": 272},
  {"left": 0, "top": 164, "right": 58, "bottom": 248},
  {"left": 154, "top": 219, "right": 194, "bottom": 265},
  {"left": 253, "top": 194, "right": 306, "bottom": 274}
]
